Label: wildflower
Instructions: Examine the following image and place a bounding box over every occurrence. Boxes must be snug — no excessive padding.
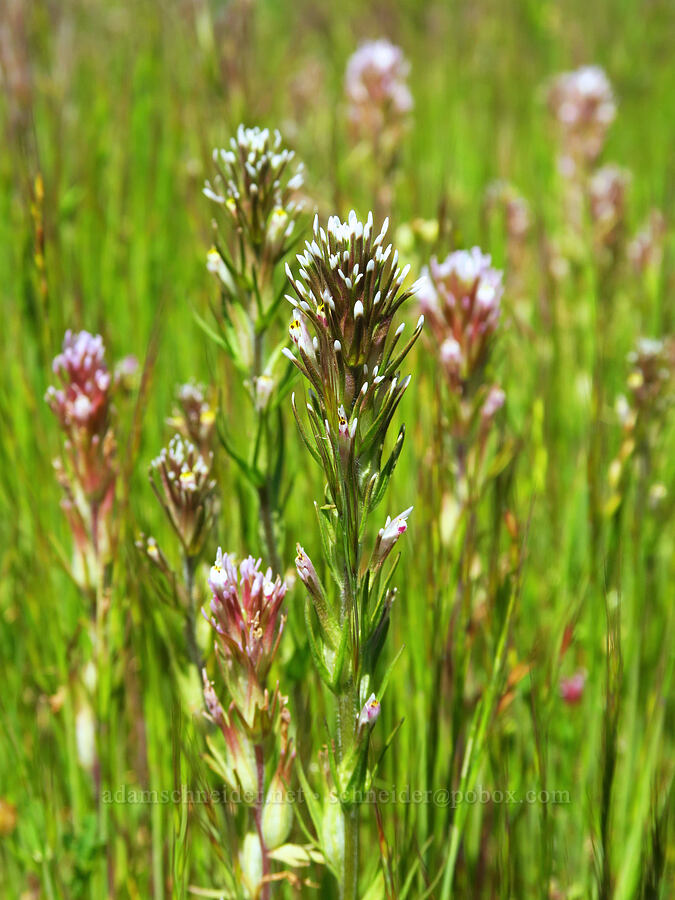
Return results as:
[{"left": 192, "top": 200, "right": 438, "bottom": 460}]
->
[
  {"left": 113, "top": 354, "right": 140, "bottom": 392},
  {"left": 285, "top": 211, "right": 422, "bottom": 454},
  {"left": 419, "top": 248, "right": 503, "bottom": 391},
  {"left": 357, "top": 693, "right": 381, "bottom": 729},
  {"left": 589, "top": 164, "right": 630, "bottom": 245},
  {"left": 252, "top": 373, "right": 275, "bottom": 411},
  {"left": 372, "top": 507, "right": 413, "bottom": 570},
  {"left": 547, "top": 65, "right": 616, "bottom": 172},
  {"left": 204, "top": 125, "right": 304, "bottom": 267},
  {"left": 46, "top": 330, "right": 117, "bottom": 587},
  {"left": 626, "top": 337, "right": 674, "bottom": 415},
  {"left": 560, "top": 670, "right": 587, "bottom": 705},
  {"left": 150, "top": 435, "right": 216, "bottom": 557},
  {"left": 481, "top": 386, "right": 506, "bottom": 422},
  {"left": 167, "top": 380, "right": 216, "bottom": 456},
  {"left": 628, "top": 209, "right": 666, "bottom": 273},
  {"left": 207, "top": 548, "right": 287, "bottom": 687},
  {"left": 345, "top": 39, "right": 413, "bottom": 142}
]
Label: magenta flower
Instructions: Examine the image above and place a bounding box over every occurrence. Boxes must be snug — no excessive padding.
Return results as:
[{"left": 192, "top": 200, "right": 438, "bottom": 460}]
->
[{"left": 560, "top": 671, "right": 587, "bottom": 705}]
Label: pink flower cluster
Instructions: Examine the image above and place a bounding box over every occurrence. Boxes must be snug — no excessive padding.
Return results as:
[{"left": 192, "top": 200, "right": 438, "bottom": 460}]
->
[
  {"left": 548, "top": 65, "right": 616, "bottom": 173},
  {"left": 46, "top": 330, "right": 112, "bottom": 493},
  {"left": 345, "top": 39, "right": 413, "bottom": 140},
  {"left": 207, "top": 548, "right": 287, "bottom": 683},
  {"left": 417, "top": 249, "right": 504, "bottom": 390},
  {"left": 46, "top": 331, "right": 117, "bottom": 586}
]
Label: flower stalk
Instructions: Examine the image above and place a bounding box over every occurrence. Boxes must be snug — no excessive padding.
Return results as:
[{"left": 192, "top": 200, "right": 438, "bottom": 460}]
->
[
  {"left": 202, "top": 125, "right": 307, "bottom": 572},
  {"left": 286, "top": 210, "right": 420, "bottom": 897}
]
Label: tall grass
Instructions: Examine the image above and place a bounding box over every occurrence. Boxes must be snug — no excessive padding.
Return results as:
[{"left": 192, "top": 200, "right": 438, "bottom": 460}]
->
[{"left": 1, "top": 0, "right": 674, "bottom": 897}]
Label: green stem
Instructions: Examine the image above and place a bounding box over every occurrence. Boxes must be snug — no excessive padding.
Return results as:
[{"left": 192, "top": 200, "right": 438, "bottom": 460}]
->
[
  {"left": 337, "top": 689, "right": 359, "bottom": 900},
  {"left": 182, "top": 553, "right": 203, "bottom": 678}
]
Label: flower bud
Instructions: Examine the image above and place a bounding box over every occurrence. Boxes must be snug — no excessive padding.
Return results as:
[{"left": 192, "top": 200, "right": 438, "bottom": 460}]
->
[
  {"left": 239, "top": 832, "right": 263, "bottom": 898},
  {"left": 372, "top": 507, "right": 412, "bottom": 571},
  {"left": 321, "top": 797, "right": 345, "bottom": 875},
  {"left": 261, "top": 769, "right": 294, "bottom": 849}
]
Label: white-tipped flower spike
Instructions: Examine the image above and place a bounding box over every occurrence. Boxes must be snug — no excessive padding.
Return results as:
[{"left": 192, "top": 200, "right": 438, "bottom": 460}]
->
[
  {"left": 204, "top": 125, "right": 304, "bottom": 271},
  {"left": 150, "top": 435, "right": 216, "bottom": 557},
  {"left": 419, "top": 248, "right": 503, "bottom": 391},
  {"left": 284, "top": 210, "right": 421, "bottom": 530},
  {"left": 345, "top": 39, "right": 413, "bottom": 142},
  {"left": 547, "top": 65, "right": 616, "bottom": 172},
  {"left": 166, "top": 380, "right": 216, "bottom": 457}
]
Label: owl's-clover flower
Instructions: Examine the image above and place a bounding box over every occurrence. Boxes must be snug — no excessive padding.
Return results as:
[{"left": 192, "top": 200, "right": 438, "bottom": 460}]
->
[
  {"left": 372, "top": 506, "right": 412, "bottom": 571},
  {"left": 484, "top": 180, "right": 531, "bottom": 242},
  {"left": 418, "top": 248, "right": 503, "bottom": 391},
  {"left": 283, "top": 211, "right": 422, "bottom": 490},
  {"left": 626, "top": 337, "right": 674, "bottom": 416},
  {"left": 560, "top": 670, "right": 587, "bottom": 706},
  {"left": 628, "top": 210, "right": 666, "bottom": 274},
  {"left": 150, "top": 435, "right": 216, "bottom": 558},
  {"left": 481, "top": 385, "right": 506, "bottom": 422},
  {"left": 166, "top": 380, "right": 216, "bottom": 457},
  {"left": 204, "top": 125, "right": 304, "bottom": 270},
  {"left": 46, "top": 330, "right": 114, "bottom": 498},
  {"left": 345, "top": 39, "right": 413, "bottom": 142},
  {"left": 589, "top": 164, "right": 630, "bottom": 246},
  {"left": 207, "top": 548, "right": 287, "bottom": 688},
  {"left": 547, "top": 65, "right": 616, "bottom": 173},
  {"left": 46, "top": 330, "right": 117, "bottom": 587},
  {"left": 357, "top": 693, "right": 381, "bottom": 732}
]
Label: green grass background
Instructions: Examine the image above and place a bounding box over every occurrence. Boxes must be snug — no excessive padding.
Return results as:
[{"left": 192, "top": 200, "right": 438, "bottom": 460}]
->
[{"left": 1, "top": 0, "right": 674, "bottom": 897}]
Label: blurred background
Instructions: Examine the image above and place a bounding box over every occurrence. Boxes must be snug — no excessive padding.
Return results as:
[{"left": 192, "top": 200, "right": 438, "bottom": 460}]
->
[{"left": 1, "top": 0, "right": 674, "bottom": 898}]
